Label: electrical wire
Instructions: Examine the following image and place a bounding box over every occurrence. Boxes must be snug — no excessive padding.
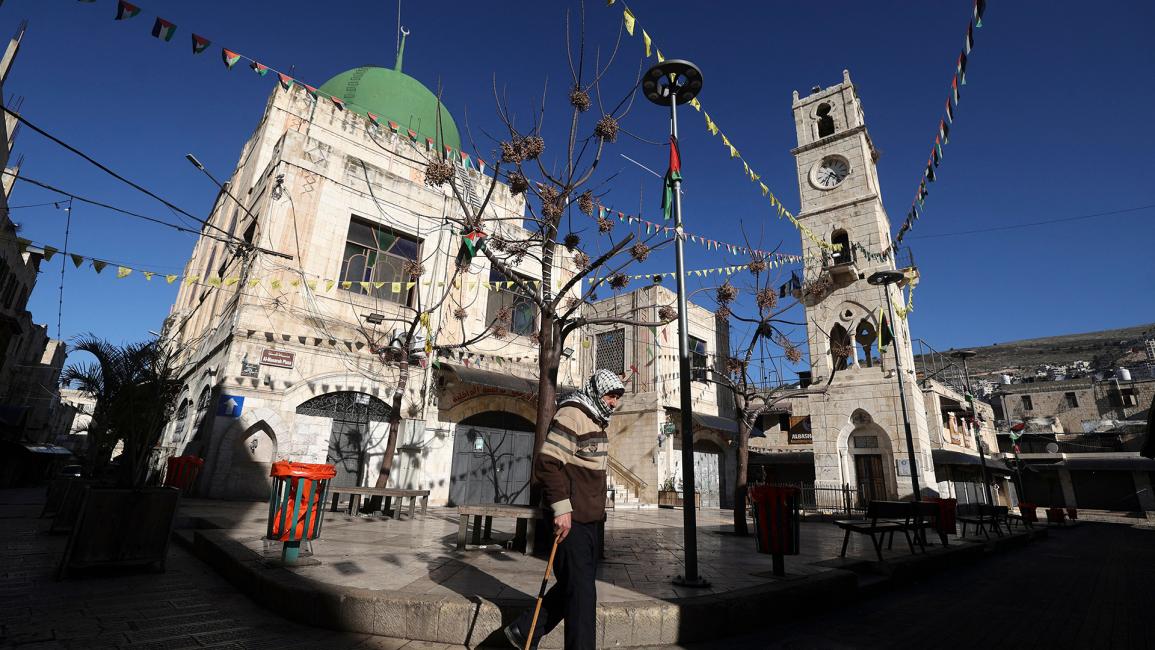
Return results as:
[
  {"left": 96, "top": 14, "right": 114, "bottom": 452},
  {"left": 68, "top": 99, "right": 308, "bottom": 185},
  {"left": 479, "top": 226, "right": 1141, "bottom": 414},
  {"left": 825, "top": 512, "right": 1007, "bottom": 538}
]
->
[
  {"left": 905, "top": 203, "right": 1155, "bottom": 240},
  {"left": 3, "top": 108, "right": 237, "bottom": 242}
]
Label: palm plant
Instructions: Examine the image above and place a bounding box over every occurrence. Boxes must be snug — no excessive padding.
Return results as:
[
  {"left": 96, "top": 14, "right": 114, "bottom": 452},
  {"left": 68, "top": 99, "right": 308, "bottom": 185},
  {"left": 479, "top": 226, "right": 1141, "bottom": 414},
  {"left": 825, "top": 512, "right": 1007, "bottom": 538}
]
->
[{"left": 60, "top": 335, "right": 180, "bottom": 488}]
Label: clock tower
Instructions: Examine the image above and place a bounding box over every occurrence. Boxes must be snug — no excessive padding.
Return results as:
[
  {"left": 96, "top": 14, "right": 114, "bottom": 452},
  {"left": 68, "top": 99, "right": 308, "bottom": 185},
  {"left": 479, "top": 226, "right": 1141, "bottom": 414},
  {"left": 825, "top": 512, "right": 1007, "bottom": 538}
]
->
[{"left": 790, "top": 70, "right": 937, "bottom": 499}]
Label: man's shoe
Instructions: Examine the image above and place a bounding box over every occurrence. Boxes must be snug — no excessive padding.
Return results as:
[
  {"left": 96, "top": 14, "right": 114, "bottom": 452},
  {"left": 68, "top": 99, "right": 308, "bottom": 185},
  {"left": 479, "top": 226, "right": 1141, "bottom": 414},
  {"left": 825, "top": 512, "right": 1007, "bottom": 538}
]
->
[{"left": 503, "top": 622, "right": 533, "bottom": 649}]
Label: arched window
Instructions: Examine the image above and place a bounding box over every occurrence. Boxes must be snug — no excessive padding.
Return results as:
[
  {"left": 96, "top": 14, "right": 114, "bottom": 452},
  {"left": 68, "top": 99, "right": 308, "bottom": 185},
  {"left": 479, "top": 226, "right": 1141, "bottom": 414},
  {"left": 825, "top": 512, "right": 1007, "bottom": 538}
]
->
[
  {"left": 816, "top": 103, "right": 835, "bottom": 138},
  {"left": 830, "top": 323, "right": 851, "bottom": 371},
  {"left": 831, "top": 229, "right": 851, "bottom": 265},
  {"left": 855, "top": 319, "right": 878, "bottom": 368}
]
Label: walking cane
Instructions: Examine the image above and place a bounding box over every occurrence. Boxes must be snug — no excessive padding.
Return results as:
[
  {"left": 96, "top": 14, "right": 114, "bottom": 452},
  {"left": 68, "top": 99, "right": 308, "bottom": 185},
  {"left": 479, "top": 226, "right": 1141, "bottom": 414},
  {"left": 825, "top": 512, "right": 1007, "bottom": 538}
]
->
[{"left": 524, "top": 534, "right": 562, "bottom": 650}]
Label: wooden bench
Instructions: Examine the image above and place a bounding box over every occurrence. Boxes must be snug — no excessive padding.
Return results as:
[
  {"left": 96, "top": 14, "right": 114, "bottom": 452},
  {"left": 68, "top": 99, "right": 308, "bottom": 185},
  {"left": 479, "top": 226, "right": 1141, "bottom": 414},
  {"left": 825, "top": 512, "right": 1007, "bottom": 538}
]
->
[
  {"left": 957, "top": 503, "right": 1005, "bottom": 539},
  {"left": 911, "top": 501, "right": 948, "bottom": 548},
  {"left": 834, "top": 500, "right": 917, "bottom": 561},
  {"left": 456, "top": 504, "right": 543, "bottom": 555},
  {"left": 328, "top": 487, "right": 430, "bottom": 520}
]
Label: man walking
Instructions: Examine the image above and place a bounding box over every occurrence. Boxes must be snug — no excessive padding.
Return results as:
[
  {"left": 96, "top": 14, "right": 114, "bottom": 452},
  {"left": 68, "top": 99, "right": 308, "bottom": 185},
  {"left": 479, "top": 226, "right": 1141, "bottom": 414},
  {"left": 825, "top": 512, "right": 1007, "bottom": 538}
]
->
[{"left": 505, "top": 369, "right": 625, "bottom": 650}]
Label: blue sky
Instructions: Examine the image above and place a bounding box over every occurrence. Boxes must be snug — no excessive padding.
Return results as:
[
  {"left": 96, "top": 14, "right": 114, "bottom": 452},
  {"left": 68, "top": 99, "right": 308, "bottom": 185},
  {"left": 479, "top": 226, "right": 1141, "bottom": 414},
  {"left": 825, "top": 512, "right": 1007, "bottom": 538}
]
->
[{"left": 4, "top": 1, "right": 1153, "bottom": 360}]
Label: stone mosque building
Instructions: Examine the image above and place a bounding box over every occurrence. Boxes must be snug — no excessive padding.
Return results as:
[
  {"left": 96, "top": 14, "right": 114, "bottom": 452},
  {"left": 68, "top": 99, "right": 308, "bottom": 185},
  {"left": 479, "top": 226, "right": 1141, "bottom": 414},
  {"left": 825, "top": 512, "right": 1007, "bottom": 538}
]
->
[{"left": 159, "top": 49, "right": 589, "bottom": 505}]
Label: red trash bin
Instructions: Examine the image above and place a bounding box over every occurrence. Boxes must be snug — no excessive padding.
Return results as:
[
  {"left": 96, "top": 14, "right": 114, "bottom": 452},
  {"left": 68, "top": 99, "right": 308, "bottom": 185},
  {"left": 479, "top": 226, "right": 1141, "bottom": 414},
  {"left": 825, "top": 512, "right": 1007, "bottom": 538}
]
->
[
  {"left": 748, "top": 486, "right": 801, "bottom": 576},
  {"left": 163, "top": 456, "right": 204, "bottom": 492},
  {"left": 929, "top": 497, "right": 957, "bottom": 535},
  {"left": 1018, "top": 502, "right": 1039, "bottom": 525},
  {"left": 1045, "top": 506, "right": 1066, "bottom": 525},
  {"left": 1065, "top": 507, "right": 1078, "bottom": 521},
  {"left": 267, "top": 461, "right": 336, "bottom": 563}
]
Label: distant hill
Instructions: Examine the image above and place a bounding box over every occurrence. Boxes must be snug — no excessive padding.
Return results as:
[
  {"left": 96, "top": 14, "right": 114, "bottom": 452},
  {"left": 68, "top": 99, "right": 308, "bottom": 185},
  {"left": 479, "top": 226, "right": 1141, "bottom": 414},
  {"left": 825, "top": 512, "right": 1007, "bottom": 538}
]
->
[{"left": 933, "top": 323, "right": 1155, "bottom": 379}]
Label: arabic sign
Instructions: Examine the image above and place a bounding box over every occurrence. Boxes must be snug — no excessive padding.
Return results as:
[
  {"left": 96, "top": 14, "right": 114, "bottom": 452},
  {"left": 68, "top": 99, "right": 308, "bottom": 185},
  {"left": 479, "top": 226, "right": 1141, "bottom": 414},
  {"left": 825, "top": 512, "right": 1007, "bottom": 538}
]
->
[{"left": 787, "top": 416, "right": 812, "bottom": 444}]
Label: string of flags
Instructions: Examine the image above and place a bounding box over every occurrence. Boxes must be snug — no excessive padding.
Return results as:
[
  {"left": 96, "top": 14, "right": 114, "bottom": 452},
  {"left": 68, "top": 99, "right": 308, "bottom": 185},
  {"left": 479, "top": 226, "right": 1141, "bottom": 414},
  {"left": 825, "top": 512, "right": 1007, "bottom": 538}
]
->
[
  {"left": 894, "top": 0, "right": 986, "bottom": 244},
  {"left": 608, "top": 0, "right": 837, "bottom": 252},
  {"left": 594, "top": 204, "right": 803, "bottom": 264},
  {"left": 589, "top": 263, "right": 760, "bottom": 287},
  {"left": 10, "top": 231, "right": 794, "bottom": 296},
  {"left": 83, "top": 0, "right": 495, "bottom": 176}
]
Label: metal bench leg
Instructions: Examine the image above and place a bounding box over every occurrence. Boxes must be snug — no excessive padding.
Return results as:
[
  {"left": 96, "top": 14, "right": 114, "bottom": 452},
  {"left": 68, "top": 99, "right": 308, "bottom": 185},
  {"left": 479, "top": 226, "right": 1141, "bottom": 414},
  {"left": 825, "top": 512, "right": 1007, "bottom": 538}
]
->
[
  {"left": 516, "top": 518, "right": 528, "bottom": 553},
  {"left": 421, "top": 495, "right": 428, "bottom": 519},
  {"left": 457, "top": 515, "right": 468, "bottom": 551},
  {"left": 526, "top": 517, "right": 536, "bottom": 556},
  {"left": 483, "top": 516, "right": 493, "bottom": 541},
  {"left": 408, "top": 497, "right": 416, "bottom": 520},
  {"left": 393, "top": 497, "right": 403, "bottom": 521},
  {"left": 902, "top": 529, "right": 916, "bottom": 555},
  {"left": 870, "top": 534, "right": 884, "bottom": 562},
  {"left": 840, "top": 529, "right": 851, "bottom": 557},
  {"left": 471, "top": 515, "right": 483, "bottom": 545},
  {"left": 331, "top": 492, "right": 339, "bottom": 513},
  {"left": 351, "top": 494, "right": 362, "bottom": 516},
  {"left": 886, "top": 531, "right": 895, "bottom": 550}
]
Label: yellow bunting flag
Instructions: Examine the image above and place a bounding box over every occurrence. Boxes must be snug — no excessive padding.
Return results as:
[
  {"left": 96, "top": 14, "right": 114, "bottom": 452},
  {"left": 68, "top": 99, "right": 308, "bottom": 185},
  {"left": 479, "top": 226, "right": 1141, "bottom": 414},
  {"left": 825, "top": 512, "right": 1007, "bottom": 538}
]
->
[
  {"left": 207, "top": 277, "right": 222, "bottom": 287},
  {"left": 341, "top": 281, "right": 352, "bottom": 289},
  {"left": 116, "top": 266, "right": 132, "bottom": 279},
  {"left": 307, "top": 280, "right": 318, "bottom": 290},
  {"left": 184, "top": 274, "right": 199, "bottom": 284},
  {"left": 225, "top": 277, "right": 239, "bottom": 286},
  {"left": 165, "top": 274, "right": 178, "bottom": 284},
  {"left": 656, "top": 50, "right": 665, "bottom": 63},
  {"left": 689, "top": 97, "right": 701, "bottom": 111},
  {"left": 623, "top": 8, "right": 635, "bottom": 35},
  {"left": 390, "top": 282, "right": 402, "bottom": 293},
  {"left": 248, "top": 278, "right": 260, "bottom": 288},
  {"left": 643, "top": 30, "right": 651, "bottom": 57},
  {"left": 326, "top": 280, "right": 335, "bottom": 291},
  {"left": 271, "top": 279, "right": 282, "bottom": 290},
  {"left": 142, "top": 271, "right": 154, "bottom": 281}
]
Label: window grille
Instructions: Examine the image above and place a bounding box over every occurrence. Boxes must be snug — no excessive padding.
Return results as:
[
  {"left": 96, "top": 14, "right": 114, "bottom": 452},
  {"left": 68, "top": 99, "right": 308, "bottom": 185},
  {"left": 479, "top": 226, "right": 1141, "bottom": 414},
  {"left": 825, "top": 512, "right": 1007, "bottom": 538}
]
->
[{"left": 596, "top": 329, "right": 626, "bottom": 376}]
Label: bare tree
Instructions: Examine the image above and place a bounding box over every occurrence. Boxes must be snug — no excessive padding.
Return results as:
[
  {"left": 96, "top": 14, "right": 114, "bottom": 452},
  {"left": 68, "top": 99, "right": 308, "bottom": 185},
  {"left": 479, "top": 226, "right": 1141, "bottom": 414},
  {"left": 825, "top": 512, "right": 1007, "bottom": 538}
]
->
[
  {"left": 701, "top": 247, "right": 839, "bottom": 535},
  {"left": 360, "top": 10, "right": 676, "bottom": 497}
]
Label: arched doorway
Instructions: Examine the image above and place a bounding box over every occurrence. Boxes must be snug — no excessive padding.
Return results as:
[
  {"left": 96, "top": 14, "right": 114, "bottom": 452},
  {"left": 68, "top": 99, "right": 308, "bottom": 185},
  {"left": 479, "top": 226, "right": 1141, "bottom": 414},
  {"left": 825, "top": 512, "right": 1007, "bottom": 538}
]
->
[
  {"left": 296, "top": 391, "right": 390, "bottom": 489},
  {"left": 845, "top": 410, "right": 893, "bottom": 506},
  {"left": 448, "top": 411, "right": 535, "bottom": 506},
  {"left": 225, "top": 421, "right": 277, "bottom": 500}
]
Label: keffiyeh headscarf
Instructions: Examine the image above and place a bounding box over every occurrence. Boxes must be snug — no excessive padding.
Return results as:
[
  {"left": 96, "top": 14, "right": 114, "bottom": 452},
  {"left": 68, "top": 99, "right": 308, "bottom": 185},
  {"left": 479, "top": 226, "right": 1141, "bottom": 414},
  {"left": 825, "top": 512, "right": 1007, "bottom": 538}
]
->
[{"left": 558, "top": 369, "right": 625, "bottom": 426}]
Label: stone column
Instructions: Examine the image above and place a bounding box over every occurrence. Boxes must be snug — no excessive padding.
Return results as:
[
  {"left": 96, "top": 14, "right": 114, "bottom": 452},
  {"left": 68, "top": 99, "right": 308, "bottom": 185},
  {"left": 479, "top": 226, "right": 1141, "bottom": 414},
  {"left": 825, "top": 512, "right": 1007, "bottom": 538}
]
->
[{"left": 1058, "top": 468, "right": 1077, "bottom": 508}]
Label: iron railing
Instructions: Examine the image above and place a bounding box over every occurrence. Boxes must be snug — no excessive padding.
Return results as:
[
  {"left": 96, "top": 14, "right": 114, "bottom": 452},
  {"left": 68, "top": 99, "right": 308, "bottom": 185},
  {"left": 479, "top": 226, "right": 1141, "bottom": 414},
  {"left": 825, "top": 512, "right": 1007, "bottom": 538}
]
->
[
  {"left": 760, "top": 482, "right": 864, "bottom": 515},
  {"left": 914, "top": 338, "right": 969, "bottom": 396}
]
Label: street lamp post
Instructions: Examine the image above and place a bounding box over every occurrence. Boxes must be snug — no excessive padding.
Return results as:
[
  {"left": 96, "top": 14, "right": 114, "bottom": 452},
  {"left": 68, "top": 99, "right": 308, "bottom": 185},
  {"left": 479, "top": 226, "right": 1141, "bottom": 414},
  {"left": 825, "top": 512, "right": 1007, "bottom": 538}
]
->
[
  {"left": 643, "top": 60, "right": 709, "bottom": 588},
  {"left": 867, "top": 270, "right": 921, "bottom": 501},
  {"left": 951, "top": 350, "right": 994, "bottom": 505}
]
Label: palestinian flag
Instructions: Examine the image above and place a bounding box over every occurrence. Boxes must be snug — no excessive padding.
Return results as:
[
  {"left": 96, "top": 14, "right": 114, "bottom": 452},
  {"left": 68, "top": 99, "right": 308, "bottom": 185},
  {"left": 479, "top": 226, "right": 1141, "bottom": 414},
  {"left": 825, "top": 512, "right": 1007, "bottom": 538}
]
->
[
  {"left": 957, "top": 51, "right": 968, "bottom": 85},
  {"left": 951, "top": 75, "right": 961, "bottom": 106},
  {"left": 878, "top": 308, "right": 894, "bottom": 351},
  {"left": 973, "top": 0, "right": 985, "bottom": 27},
  {"left": 330, "top": 95, "right": 345, "bottom": 110},
  {"left": 965, "top": 23, "right": 974, "bottom": 54},
  {"left": 945, "top": 98, "right": 954, "bottom": 124},
  {"left": 222, "top": 49, "right": 241, "bottom": 69},
  {"left": 661, "top": 135, "right": 682, "bottom": 220},
  {"left": 387, "top": 120, "right": 399, "bottom": 133},
  {"left": 191, "top": 34, "right": 211, "bottom": 54},
  {"left": 925, "top": 163, "right": 936, "bottom": 182},
  {"left": 250, "top": 61, "right": 269, "bottom": 76},
  {"left": 277, "top": 72, "right": 293, "bottom": 90},
  {"left": 939, "top": 119, "right": 949, "bottom": 145},
  {"left": 151, "top": 18, "right": 176, "bottom": 41},
  {"left": 115, "top": 0, "right": 141, "bottom": 20},
  {"left": 462, "top": 230, "right": 487, "bottom": 259},
  {"left": 303, "top": 84, "right": 319, "bottom": 99},
  {"left": 366, "top": 112, "right": 380, "bottom": 127}
]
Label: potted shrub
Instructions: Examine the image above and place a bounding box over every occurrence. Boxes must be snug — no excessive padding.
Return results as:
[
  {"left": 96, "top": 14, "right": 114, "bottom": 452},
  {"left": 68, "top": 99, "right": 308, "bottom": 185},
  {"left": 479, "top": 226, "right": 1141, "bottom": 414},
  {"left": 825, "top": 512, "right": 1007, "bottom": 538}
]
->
[
  {"left": 658, "top": 476, "right": 678, "bottom": 508},
  {"left": 56, "top": 335, "right": 182, "bottom": 578}
]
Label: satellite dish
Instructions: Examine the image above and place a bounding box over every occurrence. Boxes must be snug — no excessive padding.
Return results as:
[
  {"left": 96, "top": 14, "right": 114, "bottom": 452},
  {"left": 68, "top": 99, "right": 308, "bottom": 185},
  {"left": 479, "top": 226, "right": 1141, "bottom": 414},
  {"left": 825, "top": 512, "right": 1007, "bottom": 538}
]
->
[{"left": 1045, "top": 442, "right": 1060, "bottom": 454}]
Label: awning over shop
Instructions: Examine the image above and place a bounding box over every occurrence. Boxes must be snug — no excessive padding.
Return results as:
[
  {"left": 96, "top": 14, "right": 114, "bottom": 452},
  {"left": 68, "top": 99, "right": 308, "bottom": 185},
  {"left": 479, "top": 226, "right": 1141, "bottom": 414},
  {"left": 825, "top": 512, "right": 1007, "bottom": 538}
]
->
[
  {"left": 932, "top": 448, "right": 1011, "bottom": 474},
  {"left": 691, "top": 412, "right": 739, "bottom": 435},
  {"left": 750, "top": 450, "right": 814, "bottom": 466},
  {"left": 1030, "top": 456, "right": 1155, "bottom": 472},
  {"left": 446, "top": 364, "right": 537, "bottom": 394}
]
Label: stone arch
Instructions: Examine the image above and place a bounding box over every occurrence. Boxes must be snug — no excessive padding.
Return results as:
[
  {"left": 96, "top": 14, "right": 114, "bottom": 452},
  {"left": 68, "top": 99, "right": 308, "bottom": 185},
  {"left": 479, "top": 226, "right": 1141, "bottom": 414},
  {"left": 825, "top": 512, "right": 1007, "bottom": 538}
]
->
[
  {"left": 815, "top": 102, "right": 836, "bottom": 138},
  {"left": 280, "top": 371, "right": 394, "bottom": 411},
  {"left": 831, "top": 229, "right": 851, "bottom": 264},
  {"left": 855, "top": 319, "right": 878, "bottom": 368},
  {"left": 835, "top": 411, "right": 895, "bottom": 503},
  {"left": 829, "top": 323, "right": 851, "bottom": 371},
  {"left": 440, "top": 391, "right": 538, "bottom": 425}
]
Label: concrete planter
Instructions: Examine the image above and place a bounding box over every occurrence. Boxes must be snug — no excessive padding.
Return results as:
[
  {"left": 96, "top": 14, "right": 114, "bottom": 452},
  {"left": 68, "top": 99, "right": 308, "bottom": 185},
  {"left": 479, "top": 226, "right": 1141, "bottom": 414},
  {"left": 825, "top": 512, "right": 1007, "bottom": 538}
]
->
[
  {"left": 57, "top": 486, "right": 181, "bottom": 579},
  {"left": 48, "top": 479, "right": 97, "bottom": 534},
  {"left": 658, "top": 490, "right": 700, "bottom": 509}
]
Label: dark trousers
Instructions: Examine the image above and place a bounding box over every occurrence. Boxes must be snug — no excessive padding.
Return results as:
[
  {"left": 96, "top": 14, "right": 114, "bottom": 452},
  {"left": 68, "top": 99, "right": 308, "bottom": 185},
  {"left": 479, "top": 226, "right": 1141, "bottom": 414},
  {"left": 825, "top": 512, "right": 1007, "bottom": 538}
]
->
[{"left": 512, "top": 521, "right": 598, "bottom": 649}]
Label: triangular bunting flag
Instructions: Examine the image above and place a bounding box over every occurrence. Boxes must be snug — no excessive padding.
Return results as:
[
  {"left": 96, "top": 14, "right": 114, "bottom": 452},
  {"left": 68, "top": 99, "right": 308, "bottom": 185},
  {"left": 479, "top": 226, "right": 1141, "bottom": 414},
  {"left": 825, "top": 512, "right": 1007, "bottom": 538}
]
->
[
  {"left": 166, "top": 274, "right": 178, "bottom": 284},
  {"left": 278, "top": 72, "right": 293, "bottom": 90},
  {"left": 151, "top": 18, "right": 176, "bottom": 42},
  {"left": 250, "top": 61, "right": 269, "bottom": 76},
  {"left": 115, "top": 0, "right": 141, "bottom": 20},
  {"left": 93, "top": 260, "right": 108, "bottom": 274},
  {"left": 623, "top": 8, "right": 636, "bottom": 35},
  {"left": 331, "top": 96, "right": 345, "bottom": 110},
  {"left": 191, "top": 34, "right": 210, "bottom": 54},
  {"left": 41, "top": 246, "right": 58, "bottom": 262},
  {"left": 70, "top": 253, "right": 84, "bottom": 268},
  {"left": 222, "top": 49, "right": 241, "bottom": 70},
  {"left": 142, "top": 271, "right": 154, "bottom": 281},
  {"left": 116, "top": 266, "right": 132, "bottom": 279}
]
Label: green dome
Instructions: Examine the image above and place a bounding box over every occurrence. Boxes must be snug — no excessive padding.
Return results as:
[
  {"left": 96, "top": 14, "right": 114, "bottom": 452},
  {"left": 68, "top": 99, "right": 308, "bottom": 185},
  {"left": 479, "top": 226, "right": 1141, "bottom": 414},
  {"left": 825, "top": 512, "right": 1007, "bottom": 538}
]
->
[{"left": 319, "top": 66, "right": 461, "bottom": 152}]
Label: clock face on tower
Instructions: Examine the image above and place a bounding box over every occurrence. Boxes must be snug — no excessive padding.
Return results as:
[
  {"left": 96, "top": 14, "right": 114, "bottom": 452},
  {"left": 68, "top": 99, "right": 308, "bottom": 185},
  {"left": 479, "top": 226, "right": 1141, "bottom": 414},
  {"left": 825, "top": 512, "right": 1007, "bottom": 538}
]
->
[{"left": 811, "top": 155, "right": 850, "bottom": 189}]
